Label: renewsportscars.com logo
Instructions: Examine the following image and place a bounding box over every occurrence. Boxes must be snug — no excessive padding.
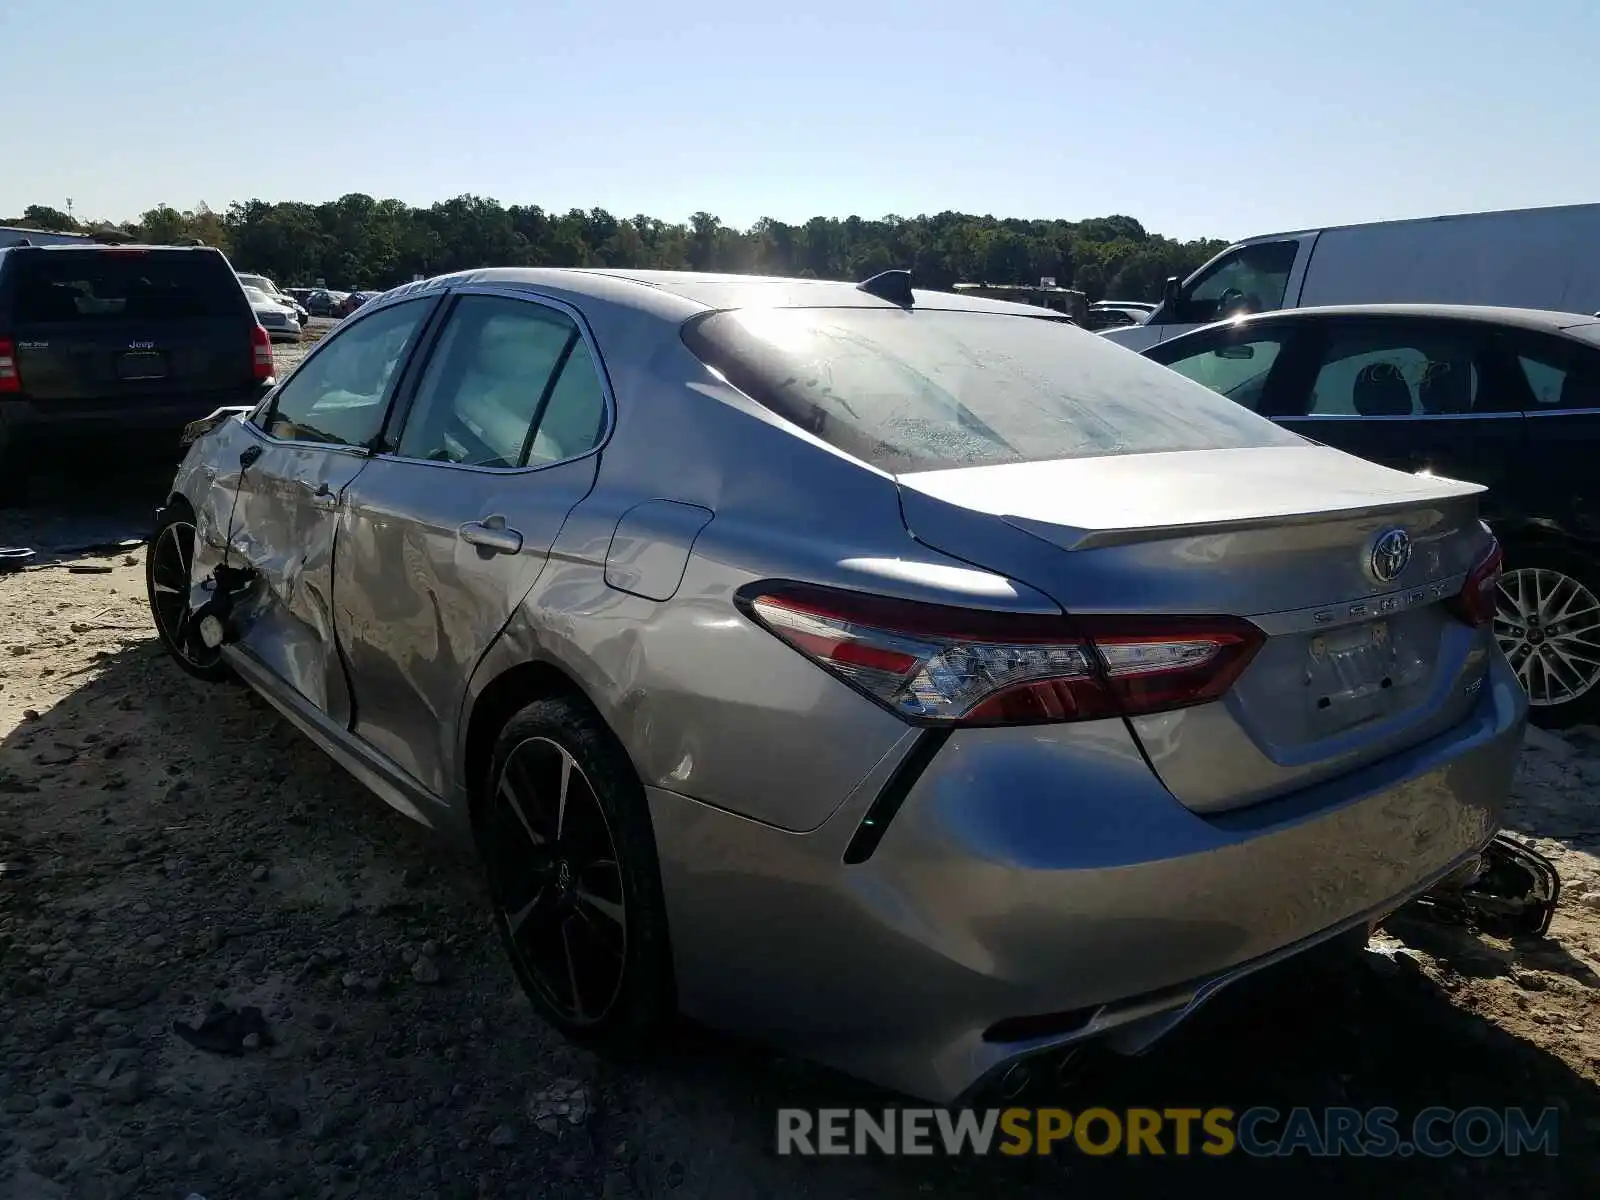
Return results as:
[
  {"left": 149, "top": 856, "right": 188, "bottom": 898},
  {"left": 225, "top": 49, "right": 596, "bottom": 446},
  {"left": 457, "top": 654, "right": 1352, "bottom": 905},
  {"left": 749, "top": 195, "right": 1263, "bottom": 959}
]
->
[{"left": 776, "top": 1106, "right": 1560, "bottom": 1158}]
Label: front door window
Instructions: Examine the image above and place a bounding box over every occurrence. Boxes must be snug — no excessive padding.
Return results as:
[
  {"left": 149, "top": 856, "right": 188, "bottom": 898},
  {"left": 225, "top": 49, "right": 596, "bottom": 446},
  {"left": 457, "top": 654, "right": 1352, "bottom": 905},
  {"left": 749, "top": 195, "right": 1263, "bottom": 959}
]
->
[
  {"left": 1175, "top": 241, "right": 1299, "bottom": 325},
  {"left": 1160, "top": 335, "right": 1287, "bottom": 412},
  {"left": 258, "top": 298, "right": 433, "bottom": 446}
]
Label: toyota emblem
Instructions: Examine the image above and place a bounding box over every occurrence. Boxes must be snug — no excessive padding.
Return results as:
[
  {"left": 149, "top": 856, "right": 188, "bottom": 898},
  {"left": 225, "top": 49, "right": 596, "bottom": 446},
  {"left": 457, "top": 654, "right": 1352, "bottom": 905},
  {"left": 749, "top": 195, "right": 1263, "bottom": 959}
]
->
[{"left": 1368, "top": 527, "right": 1413, "bottom": 584}]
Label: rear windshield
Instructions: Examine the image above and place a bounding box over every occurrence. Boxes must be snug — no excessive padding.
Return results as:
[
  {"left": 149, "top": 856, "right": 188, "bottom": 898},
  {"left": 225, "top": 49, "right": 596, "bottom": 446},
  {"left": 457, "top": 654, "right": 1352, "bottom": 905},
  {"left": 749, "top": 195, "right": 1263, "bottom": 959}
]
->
[
  {"left": 7, "top": 249, "right": 245, "bottom": 323},
  {"left": 682, "top": 307, "right": 1305, "bottom": 473}
]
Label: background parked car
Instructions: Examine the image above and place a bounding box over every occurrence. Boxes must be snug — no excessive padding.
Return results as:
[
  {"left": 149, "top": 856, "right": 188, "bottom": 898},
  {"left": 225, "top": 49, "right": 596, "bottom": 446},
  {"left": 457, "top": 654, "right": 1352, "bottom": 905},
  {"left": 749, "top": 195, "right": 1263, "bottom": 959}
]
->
[
  {"left": 1143, "top": 303, "right": 1600, "bottom": 727},
  {"left": 283, "top": 286, "right": 320, "bottom": 315},
  {"left": 1105, "top": 201, "right": 1600, "bottom": 351},
  {"left": 1085, "top": 300, "right": 1155, "bottom": 330},
  {"left": 241, "top": 285, "right": 303, "bottom": 343},
  {"left": 0, "top": 242, "right": 273, "bottom": 504},
  {"left": 335, "top": 289, "right": 382, "bottom": 318},
  {"left": 303, "top": 289, "right": 345, "bottom": 317},
  {"left": 237, "top": 272, "right": 308, "bottom": 325},
  {"left": 147, "top": 269, "right": 1522, "bottom": 1104}
]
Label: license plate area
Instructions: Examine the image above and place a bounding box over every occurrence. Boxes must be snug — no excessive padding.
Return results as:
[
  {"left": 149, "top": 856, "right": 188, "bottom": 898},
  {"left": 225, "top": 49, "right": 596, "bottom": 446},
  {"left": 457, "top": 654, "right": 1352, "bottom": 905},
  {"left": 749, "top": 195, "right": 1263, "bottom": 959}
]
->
[
  {"left": 1305, "top": 619, "right": 1404, "bottom": 734},
  {"left": 117, "top": 351, "right": 167, "bottom": 380}
]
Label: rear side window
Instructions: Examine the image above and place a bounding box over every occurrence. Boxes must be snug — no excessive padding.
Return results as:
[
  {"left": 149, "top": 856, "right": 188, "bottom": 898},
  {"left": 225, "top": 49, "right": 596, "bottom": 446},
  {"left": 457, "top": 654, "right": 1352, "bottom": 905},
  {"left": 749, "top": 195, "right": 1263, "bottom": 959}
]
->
[
  {"left": 395, "top": 294, "right": 608, "bottom": 468},
  {"left": 681, "top": 307, "right": 1303, "bottom": 473},
  {"left": 1304, "top": 328, "right": 1481, "bottom": 417},
  {"left": 6, "top": 249, "right": 244, "bottom": 323},
  {"left": 1515, "top": 346, "right": 1600, "bottom": 411}
]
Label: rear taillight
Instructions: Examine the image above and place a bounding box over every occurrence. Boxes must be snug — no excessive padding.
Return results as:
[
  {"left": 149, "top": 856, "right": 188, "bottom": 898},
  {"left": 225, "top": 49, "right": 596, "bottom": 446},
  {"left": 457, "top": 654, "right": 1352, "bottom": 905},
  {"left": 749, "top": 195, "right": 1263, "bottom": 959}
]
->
[
  {"left": 251, "top": 324, "right": 274, "bottom": 380},
  {"left": 0, "top": 338, "right": 18, "bottom": 394},
  {"left": 1447, "top": 537, "right": 1504, "bottom": 628},
  {"left": 737, "top": 581, "right": 1265, "bottom": 727}
]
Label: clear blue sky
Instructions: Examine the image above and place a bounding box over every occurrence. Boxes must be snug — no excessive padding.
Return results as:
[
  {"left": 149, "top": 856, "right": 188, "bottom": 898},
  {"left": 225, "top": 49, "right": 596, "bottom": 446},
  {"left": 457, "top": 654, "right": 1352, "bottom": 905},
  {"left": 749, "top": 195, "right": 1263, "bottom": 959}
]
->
[{"left": 3, "top": 0, "right": 1594, "bottom": 242}]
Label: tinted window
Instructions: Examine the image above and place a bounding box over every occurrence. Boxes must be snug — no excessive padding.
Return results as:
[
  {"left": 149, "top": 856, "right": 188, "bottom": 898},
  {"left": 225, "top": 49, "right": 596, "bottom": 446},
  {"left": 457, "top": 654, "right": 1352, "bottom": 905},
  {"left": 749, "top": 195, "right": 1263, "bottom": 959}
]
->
[
  {"left": 1516, "top": 348, "right": 1600, "bottom": 410},
  {"left": 683, "top": 307, "right": 1304, "bottom": 474},
  {"left": 7, "top": 249, "right": 245, "bottom": 323},
  {"left": 529, "top": 338, "right": 608, "bottom": 464},
  {"left": 1160, "top": 336, "right": 1286, "bottom": 412},
  {"left": 1304, "top": 328, "right": 1480, "bottom": 417},
  {"left": 1177, "top": 241, "right": 1298, "bottom": 324},
  {"left": 396, "top": 295, "right": 605, "bottom": 468},
  {"left": 263, "top": 298, "right": 431, "bottom": 446}
]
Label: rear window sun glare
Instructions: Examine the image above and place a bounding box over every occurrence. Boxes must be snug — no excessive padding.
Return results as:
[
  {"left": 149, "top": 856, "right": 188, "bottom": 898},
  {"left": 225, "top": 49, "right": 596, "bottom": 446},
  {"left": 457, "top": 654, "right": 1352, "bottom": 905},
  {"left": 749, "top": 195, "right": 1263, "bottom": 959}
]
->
[{"left": 681, "top": 306, "right": 1303, "bottom": 474}]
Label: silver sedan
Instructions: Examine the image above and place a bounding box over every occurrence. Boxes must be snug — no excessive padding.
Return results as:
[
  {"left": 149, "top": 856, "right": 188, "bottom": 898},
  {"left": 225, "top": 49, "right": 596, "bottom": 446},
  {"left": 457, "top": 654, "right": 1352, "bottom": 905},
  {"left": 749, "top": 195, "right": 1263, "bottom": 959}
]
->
[
  {"left": 145, "top": 268, "right": 1526, "bottom": 1103},
  {"left": 241, "top": 285, "right": 303, "bottom": 343}
]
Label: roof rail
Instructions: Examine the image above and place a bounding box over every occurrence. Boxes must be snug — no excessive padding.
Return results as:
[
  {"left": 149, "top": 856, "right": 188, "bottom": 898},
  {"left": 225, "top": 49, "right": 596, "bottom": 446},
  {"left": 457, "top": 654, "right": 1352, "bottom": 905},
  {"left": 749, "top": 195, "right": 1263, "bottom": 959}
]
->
[{"left": 857, "top": 269, "right": 914, "bottom": 307}]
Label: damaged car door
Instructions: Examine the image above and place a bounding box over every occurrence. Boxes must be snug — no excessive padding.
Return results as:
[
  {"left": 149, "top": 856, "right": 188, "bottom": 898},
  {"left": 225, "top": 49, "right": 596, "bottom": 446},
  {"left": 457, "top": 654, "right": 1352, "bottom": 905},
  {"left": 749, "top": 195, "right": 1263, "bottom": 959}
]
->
[
  {"left": 215, "top": 296, "right": 439, "bottom": 720},
  {"left": 332, "top": 290, "right": 610, "bottom": 795}
]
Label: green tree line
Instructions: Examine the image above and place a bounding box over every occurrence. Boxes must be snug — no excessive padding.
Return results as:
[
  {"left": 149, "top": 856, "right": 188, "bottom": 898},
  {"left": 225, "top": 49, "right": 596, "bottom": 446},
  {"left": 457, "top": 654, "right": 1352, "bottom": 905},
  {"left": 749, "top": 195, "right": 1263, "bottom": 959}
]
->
[{"left": 6, "top": 198, "right": 1229, "bottom": 302}]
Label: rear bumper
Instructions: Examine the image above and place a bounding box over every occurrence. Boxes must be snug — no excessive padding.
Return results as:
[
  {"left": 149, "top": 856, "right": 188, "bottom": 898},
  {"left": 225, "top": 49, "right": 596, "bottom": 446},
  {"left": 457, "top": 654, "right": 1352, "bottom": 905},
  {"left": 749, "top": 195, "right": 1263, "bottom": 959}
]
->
[
  {"left": 0, "top": 387, "right": 271, "bottom": 455},
  {"left": 648, "top": 652, "right": 1527, "bottom": 1103}
]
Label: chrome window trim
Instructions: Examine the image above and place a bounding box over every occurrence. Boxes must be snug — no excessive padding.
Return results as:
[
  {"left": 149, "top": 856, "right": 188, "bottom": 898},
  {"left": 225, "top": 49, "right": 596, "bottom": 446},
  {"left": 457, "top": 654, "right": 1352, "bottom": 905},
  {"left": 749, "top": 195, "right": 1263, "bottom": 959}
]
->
[
  {"left": 1286, "top": 412, "right": 1524, "bottom": 422},
  {"left": 371, "top": 283, "right": 618, "bottom": 477}
]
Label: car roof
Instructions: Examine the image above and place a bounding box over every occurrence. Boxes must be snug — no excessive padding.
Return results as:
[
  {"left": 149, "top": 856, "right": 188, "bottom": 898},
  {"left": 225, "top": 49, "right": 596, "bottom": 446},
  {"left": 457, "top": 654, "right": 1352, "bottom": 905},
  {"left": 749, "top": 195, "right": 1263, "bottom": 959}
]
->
[
  {"left": 414, "top": 266, "right": 1071, "bottom": 320},
  {"left": 6, "top": 243, "right": 220, "bottom": 253},
  {"left": 1176, "top": 303, "right": 1600, "bottom": 339},
  {"left": 1230, "top": 201, "right": 1600, "bottom": 248}
]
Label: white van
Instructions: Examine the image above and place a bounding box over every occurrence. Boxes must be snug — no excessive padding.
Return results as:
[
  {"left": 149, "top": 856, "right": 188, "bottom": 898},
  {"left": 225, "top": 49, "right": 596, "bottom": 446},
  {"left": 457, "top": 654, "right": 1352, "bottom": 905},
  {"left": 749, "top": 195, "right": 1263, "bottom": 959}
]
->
[{"left": 1103, "top": 201, "right": 1600, "bottom": 350}]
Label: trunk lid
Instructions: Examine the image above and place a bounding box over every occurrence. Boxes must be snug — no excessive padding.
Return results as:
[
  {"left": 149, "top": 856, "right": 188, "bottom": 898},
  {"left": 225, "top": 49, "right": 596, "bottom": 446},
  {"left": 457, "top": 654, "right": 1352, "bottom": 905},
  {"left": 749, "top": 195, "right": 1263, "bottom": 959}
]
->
[{"left": 898, "top": 444, "right": 1496, "bottom": 813}]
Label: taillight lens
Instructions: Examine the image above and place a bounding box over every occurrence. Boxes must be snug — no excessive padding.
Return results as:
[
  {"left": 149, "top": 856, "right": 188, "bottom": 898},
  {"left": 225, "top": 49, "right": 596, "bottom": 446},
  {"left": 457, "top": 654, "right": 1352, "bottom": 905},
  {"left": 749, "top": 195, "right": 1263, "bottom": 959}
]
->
[
  {"left": 0, "top": 338, "right": 19, "bottom": 394},
  {"left": 1447, "top": 537, "right": 1504, "bottom": 628},
  {"left": 251, "top": 324, "right": 274, "bottom": 380},
  {"left": 737, "top": 581, "right": 1265, "bottom": 727}
]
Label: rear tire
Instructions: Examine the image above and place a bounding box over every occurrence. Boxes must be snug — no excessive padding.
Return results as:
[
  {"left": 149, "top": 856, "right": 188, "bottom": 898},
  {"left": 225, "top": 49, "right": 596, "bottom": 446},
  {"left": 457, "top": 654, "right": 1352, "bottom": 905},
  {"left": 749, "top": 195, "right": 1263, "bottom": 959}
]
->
[
  {"left": 1494, "top": 542, "right": 1600, "bottom": 730},
  {"left": 145, "top": 501, "right": 232, "bottom": 684},
  {"left": 479, "top": 696, "right": 674, "bottom": 1055}
]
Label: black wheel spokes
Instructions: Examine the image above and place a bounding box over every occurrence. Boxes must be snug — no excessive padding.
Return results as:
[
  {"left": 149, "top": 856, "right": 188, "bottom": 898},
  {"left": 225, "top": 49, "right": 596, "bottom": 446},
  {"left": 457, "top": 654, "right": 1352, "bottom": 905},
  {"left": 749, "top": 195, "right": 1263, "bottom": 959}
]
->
[
  {"left": 493, "top": 737, "right": 627, "bottom": 1024},
  {"left": 151, "top": 522, "right": 200, "bottom": 659}
]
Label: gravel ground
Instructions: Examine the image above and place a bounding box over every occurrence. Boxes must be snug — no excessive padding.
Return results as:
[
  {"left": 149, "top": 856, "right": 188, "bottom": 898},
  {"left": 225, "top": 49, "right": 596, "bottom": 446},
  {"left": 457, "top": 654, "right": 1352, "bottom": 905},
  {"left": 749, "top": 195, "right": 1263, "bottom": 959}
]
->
[{"left": 1, "top": 395, "right": 1598, "bottom": 1196}]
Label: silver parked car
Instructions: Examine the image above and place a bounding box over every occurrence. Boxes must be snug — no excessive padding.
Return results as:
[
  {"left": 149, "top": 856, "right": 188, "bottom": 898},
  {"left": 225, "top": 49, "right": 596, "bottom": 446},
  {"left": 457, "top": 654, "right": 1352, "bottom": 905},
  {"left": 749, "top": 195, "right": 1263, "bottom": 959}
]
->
[
  {"left": 238, "top": 272, "right": 309, "bottom": 325},
  {"left": 145, "top": 268, "right": 1526, "bottom": 1103},
  {"left": 241, "top": 285, "right": 302, "bottom": 343}
]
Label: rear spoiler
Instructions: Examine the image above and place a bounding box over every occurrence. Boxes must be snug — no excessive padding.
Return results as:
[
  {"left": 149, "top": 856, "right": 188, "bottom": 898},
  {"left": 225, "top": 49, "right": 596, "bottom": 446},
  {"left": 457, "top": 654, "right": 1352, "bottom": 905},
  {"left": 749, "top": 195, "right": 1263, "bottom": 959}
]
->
[
  {"left": 181, "top": 405, "right": 256, "bottom": 447},
  {"left": 1022, "top": 484, "right": 1487, "bottom": 551}
]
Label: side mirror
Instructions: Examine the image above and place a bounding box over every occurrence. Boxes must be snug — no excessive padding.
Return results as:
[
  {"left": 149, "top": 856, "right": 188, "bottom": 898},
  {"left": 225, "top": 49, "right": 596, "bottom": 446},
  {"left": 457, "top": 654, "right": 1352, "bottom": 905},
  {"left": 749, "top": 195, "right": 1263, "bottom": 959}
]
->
[{"left": 1162, "top": 276, "right": 1180, "bottom": 305}]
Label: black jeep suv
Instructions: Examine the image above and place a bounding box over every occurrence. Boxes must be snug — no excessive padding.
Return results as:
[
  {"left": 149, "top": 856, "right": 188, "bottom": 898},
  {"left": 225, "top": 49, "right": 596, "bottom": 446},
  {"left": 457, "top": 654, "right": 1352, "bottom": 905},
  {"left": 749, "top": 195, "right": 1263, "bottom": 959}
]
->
[{"left": 0, "top": 243, "right": 274, "bottom": 504}]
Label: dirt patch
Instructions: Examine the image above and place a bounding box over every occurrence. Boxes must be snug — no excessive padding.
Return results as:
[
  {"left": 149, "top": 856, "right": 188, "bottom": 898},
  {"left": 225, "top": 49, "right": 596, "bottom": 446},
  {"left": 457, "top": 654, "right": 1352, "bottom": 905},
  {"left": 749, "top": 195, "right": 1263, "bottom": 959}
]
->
[{"left": 1, "top": 509, "right": 1598, "bottom": 1197}]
